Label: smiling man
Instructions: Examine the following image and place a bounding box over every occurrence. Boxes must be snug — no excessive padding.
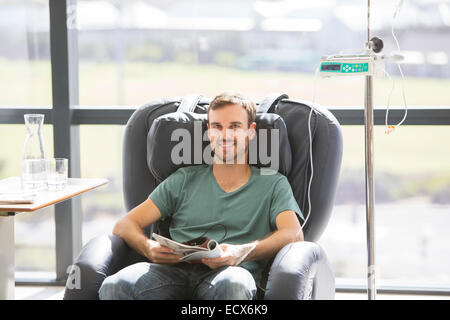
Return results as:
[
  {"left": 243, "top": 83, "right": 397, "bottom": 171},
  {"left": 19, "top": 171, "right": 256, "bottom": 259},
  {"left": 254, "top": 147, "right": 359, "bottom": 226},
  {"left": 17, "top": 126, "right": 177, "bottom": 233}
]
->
[{"left": 98, "top": 93, "right": 304, "bottom": 300}]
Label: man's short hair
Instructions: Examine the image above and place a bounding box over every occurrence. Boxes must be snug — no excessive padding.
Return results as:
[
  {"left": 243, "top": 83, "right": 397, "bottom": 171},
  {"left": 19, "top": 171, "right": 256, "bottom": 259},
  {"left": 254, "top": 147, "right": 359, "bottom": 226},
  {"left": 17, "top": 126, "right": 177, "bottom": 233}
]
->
[{"left": 208, "top": 92, "right": 256, "bottom": 127}]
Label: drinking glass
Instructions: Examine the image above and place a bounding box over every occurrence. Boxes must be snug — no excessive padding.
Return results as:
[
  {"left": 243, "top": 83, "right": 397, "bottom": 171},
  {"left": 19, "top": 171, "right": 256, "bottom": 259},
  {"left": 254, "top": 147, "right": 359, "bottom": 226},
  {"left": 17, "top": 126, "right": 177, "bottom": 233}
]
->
[{"left": 46, "top": 158, "right": 68, "bottom": 191}]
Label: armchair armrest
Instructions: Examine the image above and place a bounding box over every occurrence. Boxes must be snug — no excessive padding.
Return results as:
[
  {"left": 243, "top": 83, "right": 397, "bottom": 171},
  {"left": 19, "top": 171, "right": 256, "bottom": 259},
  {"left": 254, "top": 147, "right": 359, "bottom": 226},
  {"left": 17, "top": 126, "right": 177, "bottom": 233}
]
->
[
  {"left": 63, "top": 234, "right": 145, "bottom": 300},
  {"left": 264, "top": 241, "right": 335, "bottom": 300}
]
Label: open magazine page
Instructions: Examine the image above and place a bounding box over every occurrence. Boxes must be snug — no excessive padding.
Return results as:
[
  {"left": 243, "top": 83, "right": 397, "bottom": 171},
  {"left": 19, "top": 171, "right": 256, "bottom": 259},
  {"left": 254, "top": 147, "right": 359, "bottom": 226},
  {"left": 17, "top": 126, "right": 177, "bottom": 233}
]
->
[
  {"left": 152, "top": 233, "right": 223, "bottom": 261},
  {"left": 180, "top": 240, "right": 223, "bottom": 262},
  {"left": 152, "top": 233, "right": 207, "bottom": 254}
]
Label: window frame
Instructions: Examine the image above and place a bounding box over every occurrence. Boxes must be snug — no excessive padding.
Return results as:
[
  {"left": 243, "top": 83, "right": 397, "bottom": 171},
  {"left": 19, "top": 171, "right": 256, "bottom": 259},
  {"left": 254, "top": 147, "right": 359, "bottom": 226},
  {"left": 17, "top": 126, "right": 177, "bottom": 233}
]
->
[{"left": 0, "top": 0, "right": 449, "bottom": 296}]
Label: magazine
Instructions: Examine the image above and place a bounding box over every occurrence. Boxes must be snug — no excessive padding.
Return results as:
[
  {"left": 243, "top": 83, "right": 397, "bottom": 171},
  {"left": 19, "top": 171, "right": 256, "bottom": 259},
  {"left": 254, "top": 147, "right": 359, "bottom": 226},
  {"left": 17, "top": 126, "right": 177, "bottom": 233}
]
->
[
  {"left": 0, "top": 193, "right": 35, "bottom": 205},
  {"left": 152, "top": 233, "right": 223, "bottom": 262}
]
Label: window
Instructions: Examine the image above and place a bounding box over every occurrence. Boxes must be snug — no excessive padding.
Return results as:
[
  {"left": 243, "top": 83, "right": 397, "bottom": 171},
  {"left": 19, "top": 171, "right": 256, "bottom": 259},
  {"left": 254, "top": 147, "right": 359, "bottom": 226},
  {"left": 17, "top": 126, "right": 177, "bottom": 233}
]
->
[
  {"left": 79, "top": 125, "right": 125, "bottom": 245},
  {"left": 0, "top": 0, "right": 53, "bottom": 275},
  {"left": 1, "top": 0, "right": 449, "bottom": 292},
  {"left": 77, "top": 0, "right": 450, "bottom": 106},
  {"left": 319, "top": 125, "right": 450, "bottom": 286},
  {"left": 0, "top": 0, "right": 51, "bottom": 107}
]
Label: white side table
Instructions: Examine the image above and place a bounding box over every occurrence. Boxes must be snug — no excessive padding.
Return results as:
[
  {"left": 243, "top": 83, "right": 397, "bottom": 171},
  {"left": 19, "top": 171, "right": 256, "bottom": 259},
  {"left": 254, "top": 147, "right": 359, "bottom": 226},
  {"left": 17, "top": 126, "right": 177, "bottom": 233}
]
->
[{"left": 0, "top": 177, "right": 108, "bottom": 300}]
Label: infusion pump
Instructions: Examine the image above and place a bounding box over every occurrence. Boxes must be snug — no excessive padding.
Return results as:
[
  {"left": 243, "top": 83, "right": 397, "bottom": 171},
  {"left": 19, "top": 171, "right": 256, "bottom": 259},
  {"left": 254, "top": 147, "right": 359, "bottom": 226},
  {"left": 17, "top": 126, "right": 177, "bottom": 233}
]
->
[{"left": 319, "top": 54, "right": 385, "bottom": 77}]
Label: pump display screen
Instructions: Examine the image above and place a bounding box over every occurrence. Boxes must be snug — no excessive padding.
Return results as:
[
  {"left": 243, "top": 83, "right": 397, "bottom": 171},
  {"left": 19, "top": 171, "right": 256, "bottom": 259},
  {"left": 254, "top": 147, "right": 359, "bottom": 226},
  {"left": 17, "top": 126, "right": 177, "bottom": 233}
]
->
[{"left": 321, "top": 63, "right": 341, "bottom": 71}]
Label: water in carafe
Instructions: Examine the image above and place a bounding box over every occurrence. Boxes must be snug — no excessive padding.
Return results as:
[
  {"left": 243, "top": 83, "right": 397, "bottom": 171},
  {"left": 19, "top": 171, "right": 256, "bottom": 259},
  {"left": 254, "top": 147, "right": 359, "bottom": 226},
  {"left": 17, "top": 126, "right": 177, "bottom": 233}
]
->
[{"left": 21, "top": 114, "right": 47, "bottom": 190}]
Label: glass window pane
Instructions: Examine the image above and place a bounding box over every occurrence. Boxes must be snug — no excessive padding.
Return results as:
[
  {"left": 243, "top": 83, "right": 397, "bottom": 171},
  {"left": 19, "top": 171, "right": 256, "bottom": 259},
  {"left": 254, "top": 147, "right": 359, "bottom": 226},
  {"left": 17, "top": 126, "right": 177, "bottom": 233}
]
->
[
  {"left": 77, "top": 0, "right": 449, "bottom": 106},
  {"left": 319, "top": 125, "right": 450, "bottom": 286},
  {"left": 79, "top": 125, "right": 125, "bottom": 245},
  {"left": 15, "top": 207, "right": 55, "bottom": 274},
  {"left": 0, "top": 124, "right": 54, "bottom": 179},
  {"left": 0, "top": 0, "right": 51, "bottom": 107}
]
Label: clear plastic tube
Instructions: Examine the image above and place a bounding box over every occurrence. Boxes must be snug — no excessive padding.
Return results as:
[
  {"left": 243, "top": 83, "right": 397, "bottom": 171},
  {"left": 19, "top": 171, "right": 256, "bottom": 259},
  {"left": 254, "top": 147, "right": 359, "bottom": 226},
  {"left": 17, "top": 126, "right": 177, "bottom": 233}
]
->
[{"left": 386, "top": 0, "right": 408, "bottom": 133}]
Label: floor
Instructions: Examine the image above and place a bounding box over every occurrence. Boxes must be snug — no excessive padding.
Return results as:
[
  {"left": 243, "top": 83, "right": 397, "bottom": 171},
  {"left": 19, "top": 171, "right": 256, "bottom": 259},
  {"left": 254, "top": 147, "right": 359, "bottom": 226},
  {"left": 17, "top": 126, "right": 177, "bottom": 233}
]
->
[
  {"left": 15, "top": 286, "right": 65, "bottom": 300},
  {"left": 13, "top": 286, "right": 450, "bottom": 300}
]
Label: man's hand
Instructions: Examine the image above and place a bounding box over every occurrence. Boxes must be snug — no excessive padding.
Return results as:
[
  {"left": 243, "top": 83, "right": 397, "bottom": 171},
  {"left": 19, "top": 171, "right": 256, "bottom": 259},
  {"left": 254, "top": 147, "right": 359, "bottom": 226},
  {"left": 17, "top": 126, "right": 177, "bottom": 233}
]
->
[
  {"left": 145, "top": 239, "right": 183, "bottom": 264},
  {"left": 202, "top": 210, "right": 302, "bottom": 269},
  {"left": 201, "top": 243, "right": 256, "bottom": 269}
]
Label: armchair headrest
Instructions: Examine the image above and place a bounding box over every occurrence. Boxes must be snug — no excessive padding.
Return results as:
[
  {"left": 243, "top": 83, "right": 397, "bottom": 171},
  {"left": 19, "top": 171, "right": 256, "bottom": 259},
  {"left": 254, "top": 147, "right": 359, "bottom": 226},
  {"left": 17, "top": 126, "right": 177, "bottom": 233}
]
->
[{"left": 147, "top": 111, "right": 292, "bottom": 182}]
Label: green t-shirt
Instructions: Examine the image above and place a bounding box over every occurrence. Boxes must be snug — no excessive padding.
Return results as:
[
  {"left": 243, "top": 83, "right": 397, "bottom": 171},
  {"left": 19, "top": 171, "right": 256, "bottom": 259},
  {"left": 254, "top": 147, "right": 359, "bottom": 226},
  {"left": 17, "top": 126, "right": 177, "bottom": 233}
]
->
[{"left": 149, "top": 164, "right": 304, "bottom": 286}]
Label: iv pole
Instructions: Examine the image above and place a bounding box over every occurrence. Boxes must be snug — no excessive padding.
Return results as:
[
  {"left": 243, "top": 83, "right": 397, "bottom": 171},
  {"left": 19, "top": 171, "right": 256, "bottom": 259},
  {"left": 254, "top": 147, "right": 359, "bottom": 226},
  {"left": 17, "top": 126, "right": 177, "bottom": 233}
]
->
[{"left": 365, "top": 0, "right": 376, "bottom": 300}]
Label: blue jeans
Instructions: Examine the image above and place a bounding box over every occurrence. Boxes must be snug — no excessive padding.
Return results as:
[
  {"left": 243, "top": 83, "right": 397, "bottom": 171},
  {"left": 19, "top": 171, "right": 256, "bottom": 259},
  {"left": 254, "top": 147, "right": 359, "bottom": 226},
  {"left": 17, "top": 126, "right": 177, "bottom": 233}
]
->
[{"left": 98, "top": 262, "right": 257, "bottom": 300}]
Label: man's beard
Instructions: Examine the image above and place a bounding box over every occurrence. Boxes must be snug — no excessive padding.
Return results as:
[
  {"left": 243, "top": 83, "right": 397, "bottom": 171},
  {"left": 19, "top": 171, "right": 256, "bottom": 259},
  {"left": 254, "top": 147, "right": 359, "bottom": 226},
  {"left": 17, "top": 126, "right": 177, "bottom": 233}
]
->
[{"left": 213, "top": 138, "right": 248, "bottom": 164}]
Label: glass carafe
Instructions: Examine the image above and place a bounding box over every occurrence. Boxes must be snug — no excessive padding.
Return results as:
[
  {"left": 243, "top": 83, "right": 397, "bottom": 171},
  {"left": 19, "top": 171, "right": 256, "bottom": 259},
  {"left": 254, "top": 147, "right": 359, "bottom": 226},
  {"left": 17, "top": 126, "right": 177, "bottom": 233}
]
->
[{"left": 21, "top": 114, "right": 47, "bottom": 190}]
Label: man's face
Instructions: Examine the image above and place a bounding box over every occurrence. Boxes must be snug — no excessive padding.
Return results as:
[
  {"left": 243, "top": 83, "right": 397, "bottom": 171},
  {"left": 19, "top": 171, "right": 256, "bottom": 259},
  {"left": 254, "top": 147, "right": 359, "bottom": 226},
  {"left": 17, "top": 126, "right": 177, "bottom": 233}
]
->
[{"left": 207, "top": 104, "right": 256, "bottom": 164}]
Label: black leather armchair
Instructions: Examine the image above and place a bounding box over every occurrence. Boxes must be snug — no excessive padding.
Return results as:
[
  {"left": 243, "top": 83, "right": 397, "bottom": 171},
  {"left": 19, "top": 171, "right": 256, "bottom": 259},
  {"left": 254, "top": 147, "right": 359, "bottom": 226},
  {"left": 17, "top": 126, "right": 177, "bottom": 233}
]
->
[{"left": 63, "top": 94, "right": 343, "bottom": 300}]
